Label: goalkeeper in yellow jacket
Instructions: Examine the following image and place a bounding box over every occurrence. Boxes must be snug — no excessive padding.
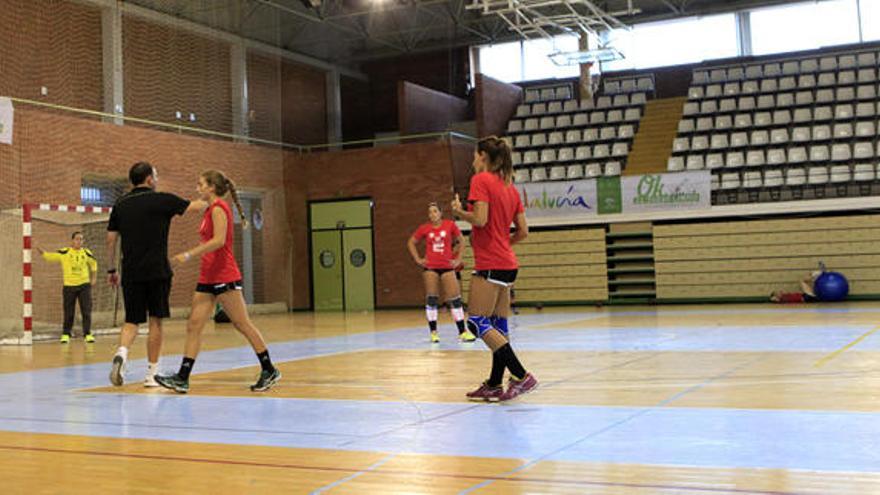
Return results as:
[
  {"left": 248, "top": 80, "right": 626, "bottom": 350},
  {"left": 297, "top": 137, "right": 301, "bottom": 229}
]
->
[{"left": 38, "top": 232, "right": 98, "bottom": 343}]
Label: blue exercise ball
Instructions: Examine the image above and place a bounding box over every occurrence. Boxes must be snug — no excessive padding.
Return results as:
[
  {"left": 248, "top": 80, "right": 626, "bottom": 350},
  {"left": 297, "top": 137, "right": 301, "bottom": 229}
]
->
[{"left": 814, "top": 271, "right": 849, "bottom": 302}]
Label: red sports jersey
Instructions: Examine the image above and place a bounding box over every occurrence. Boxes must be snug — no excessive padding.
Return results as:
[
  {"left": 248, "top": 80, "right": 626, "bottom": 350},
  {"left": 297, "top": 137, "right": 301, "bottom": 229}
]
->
[
  {"left": 198, "top": 199, "right": 243, "bottom": 284},
  {"left": 412, "top": 219, "right": 461, "bottom": 270},
  {"left": 468, "top": 171, "right": 524, "bottom": 270}
]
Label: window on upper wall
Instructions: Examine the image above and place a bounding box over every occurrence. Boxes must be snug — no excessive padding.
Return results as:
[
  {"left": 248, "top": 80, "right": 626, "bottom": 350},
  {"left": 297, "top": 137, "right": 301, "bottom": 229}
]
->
[
  {"left": 81, "top": 175, "right": 128, "bottom": 207},
  {"left": 478, "top": 41, "right": 524, "bottom": 84},
  {"left": 750, "top": 0, "right": 860, "bottom": 56},
  {"left": 602, "top": 13, "right": 738, "bottom": 72},
  {"left": 522, "top": 35, "right": 580, "bottom": 81},
  {"left": 861, "top": 0, "right": 880, "bottom": 42}
]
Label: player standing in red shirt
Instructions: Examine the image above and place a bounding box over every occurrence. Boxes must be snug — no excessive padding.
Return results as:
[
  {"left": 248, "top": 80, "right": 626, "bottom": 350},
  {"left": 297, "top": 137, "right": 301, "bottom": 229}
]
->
[
  {"left": 407, "top": 203, "right": 476, "bottom": 343},
  {"left": 451, "top": 136, "right": 537, "bottom": 402},
  {"left": 154, "top": 170, "right": 280, "bottom": 394}
]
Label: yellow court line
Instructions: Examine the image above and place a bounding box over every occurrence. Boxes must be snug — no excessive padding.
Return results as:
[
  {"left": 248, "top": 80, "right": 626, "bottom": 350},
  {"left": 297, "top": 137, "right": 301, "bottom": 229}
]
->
[{"left": 814, "top": 325, "right": 880, "bottom": 368}]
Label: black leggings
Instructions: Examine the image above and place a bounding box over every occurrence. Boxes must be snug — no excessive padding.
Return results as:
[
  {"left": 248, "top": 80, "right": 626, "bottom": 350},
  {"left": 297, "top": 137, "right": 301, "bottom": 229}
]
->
[{"left": 62, "top": 284, "right": 92, "bottom": 335}]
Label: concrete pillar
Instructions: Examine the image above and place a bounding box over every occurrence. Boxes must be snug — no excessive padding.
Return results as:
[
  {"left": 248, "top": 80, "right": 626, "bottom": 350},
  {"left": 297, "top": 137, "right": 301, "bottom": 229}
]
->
[
  {"left": 578, "top": 34, "right": 594, "bottom": 101},
  {"left": 231, "top": 42, "right": 249, "bottom": 138},
  {"left": 326, "top": 69, "right": 343, "bottom": 146},
  {"left": 101, "top": 3, "right": 124, "bottom": 125}
]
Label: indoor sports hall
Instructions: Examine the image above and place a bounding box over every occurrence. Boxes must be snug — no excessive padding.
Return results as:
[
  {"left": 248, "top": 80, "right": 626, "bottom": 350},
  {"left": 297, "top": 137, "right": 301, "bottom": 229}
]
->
[{"left": 3, "top": 0, "right": 880, "bottom": 493}]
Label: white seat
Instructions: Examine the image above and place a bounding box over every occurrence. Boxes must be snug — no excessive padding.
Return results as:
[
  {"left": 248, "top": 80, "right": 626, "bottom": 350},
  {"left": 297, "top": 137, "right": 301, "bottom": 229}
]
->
[
  {"left": 565, "top": 129, "right": 582, "bottom": 144},
  {"left": 514, "top": 135, "right": 531, "bottom": 148},
  {"left": 798, "top": 74, "right": 817, "bottom": 89},
  {"left": 726, "top": 151, "right": 745, "bottom": 168},
  {"left": 624, "top": 108, "right": 642, "bottom": 121},
  {"left": 834, "top": 104, "right": 854, "bottom": 120},
  {"left": 791, "top": 127, "right": 811, "bottom": 143},
  {"left": 809, "top": 145, "right": 830, "bottom": 162},
  {"left": 723, "top": 83, "right": 740, "bottom": 96},
  {"left": 532, "top": 103, "right": 548, "bottom": 115},
  {"left": 743, "top": 171, "right": 763, "bottom": 189},
  {"left": 706, "top": 153, "right": 724, "bottom": 169},
  {"left": 611, "top": 142, "right": 629, "bottom": 157},
  {"left": 857, "top": 52, "right": 877, "bottom": 67},
  {"left": 767, "top": 148, "right": 786, "bottom": 165},
  {"left": 593, "top": 144, "right": 610, "bottom": 159},
  {"left": 686, "top": 155, "right": 705, "bottom": 170},
  {"left": 856, "top": 102, "right": 877, "bottom": 118},
  {"left": 786, "top": 168, "right": 807, "bottom": 186},
  {"left": 673, "top": 137, "right": 690, "bottom": 153},
  {"left": 814, "top": 106, "right": 833, "bottom": 121},
  {"left": 605, "top": 162, "right": 622, "bottom": 176},
  {"left": 691, "top": 135, "right": 709, "bottom": 151},
  {"left": 607, "top": 110, "right": 624, "bottom": 123},
  {"left": 516, "top": 105, "right": 531, "bottom": 117},
  {"left": 757, "top": 95, "right": 775, "bottom": 109},
  {"left": 831, "top": 144, "right": 852, "bottom": 162},
  {"left": 524, "top": 90, "right": 539, "bottom": 103},
  {"left": 819, "top": 56, "right": 838, "bottom": 72},
  {"left": 760, "top": 79, "right": 778, "bottom": 93},
  {"left": 637, "top": 77, "right": 654, "bottom": 92},
  {"left": 746, "top": 150, "right": 765, "bottom": 167},
  {"left": 854, "top": 163, "right": 875, "bottom": 181},
  {"left": 839, "top": 70, "right": 856, "bottom": 85},
  {"left": 596, "top": 96, "right": 612, "bottom": 109},
  {"left": 575, "top": 145, "right": 592, "bottom": 161},
  {"left": 590, "top": 111, "right": 606, "bottom": 125},
  {"left": 719, "top": 98, "right": 737, "bottom": 113},
  {"left": 523, "top": 150, "right": 539, "bottom": 165},
  {"left": 572, "top": 113, "right": 589, "bottom": 127},
  {"left": 514, "top": 169, "right": 531, "bottom": 183},
  {"left": 854, "top": 142, "right": 875, "bottom": 160},
  {"left": 584, "top": 163, "right": 602, "bottom": 178},
  {"left": 599, "top": 126, "right": 616, "bottom": 141},
  {"left": 728, "top": 67, "right": 745, "bottom": 81},
  {"left": 811, "top": 125, "right": 831, "bottom": 141},
  {"left": 754, "top": 112, "right": 772, "bottom": 127},
  {"left": 539, "top": 116, "right": 555, "bottom": 130},
  {"left": 508, "top": 120, "right": 523, "bottom": 133},
  {"left": 604, "top": 81, "right": 620, "bottom": 95},
  {"left": 721, "top": 172, "right": 741, "bottom": 190},
  {"left": 548, "top": 131, "right": 564, "bottom": 145},
  {"left": 700, "top": 100, "right": 718, "bottom": 114},
  {"left": 557, "top": 147, "right": 575, "bottom": 162},
  {"left": 667, "top": 156, "right": 685, "bottom": 171},
  {"left": 837, "top": 87, "right": 856, "bottom": 102},
  {"left": 678, "top": 119, "right": 695, "bottom": 134},
  {"left": 772, "top": 110, "right": 791, "bottom": 126},
  {"left": 818, "top": 72, "right": 836, "bottom": 87},
  {"left": 776, "top": 93, "right": 795, "bottom": 107},
  {"left": 730, "top": 132, "right": 748, "bottom": 148},
  {"left": 764, "top": 63, "right": 782, "bottom": 77},
  {"left": 512, "top": 152, "right": 523, "bottom": 166},
  {"left": 711, "top": 134, "right": 729, "bottom": 150},
  {"left": 524, "top": 118, "right": 539, "bottom": 131},
  {"left": 834, "top": 123, "right": 854, "bottom": 139},
  {"left": 734, "top": 113, "right": 753, "bottom": 128},
  {"left": 555, "top": 86, "right": 572, "bottom": 100},
  {"left": 547, "top": 101, "right": 563, "bottom": 114},
  {"left": 816, "top": 89, "right": 834, "bottom": 104},
  {"left": 764, "top": 169, "right": 784, "bottom": 188},
  {"left": 618, "top": 80, "right": 635, "bottom": 94},
  {"left": 549, "top": 165, "right": 567, "bottom": 181},
  {"left": 840, "top": 55, "right": 857, "bottom": 70},
  {"left": 745, "top": 65, "right": 763, "bottom": 79},
  {"left": 795, "top": 91, "right": 814, "bottom": 106},
  {"left": 750, "top": 130, "right": 769, "bottom": 146},
  {"left": 612, "top": 95, "right": 629, "bottom": 108},
  {"left": 770, "top": 128, "right": 790, "bottom": 144},
  {"left": 742, "top": 80, "right": 759, "bottom": 94},
  {"left": 782, "top": 61, "right": 800, "bottom": 76},
  {"left": 556, "top": 115, "right": 573, "bottom": 128},
  {"left": 855, "top": 121, "right": 876, "bottom": 138},
  {"left": 800, "top": 59, "right": 819, "bottom": 73},
  {"left": 793, "top": 108, "right": 812, "bottom": 123},
  {"left": 583, "top": 128, "right": 598, "bottom": 142},
  {"left": 710, "top": 70, "right": 727, "bottom": 83},
  {"left": 706, "top": 84, "right": 723, "bottom": 98},
  {"left": 858, "top": 84, "right": 878, "bottom": 100},
  {"left": 779, "top": 77, "right": 796, "bottom": 91},
  {"left": 563, "top": 100, "right": 579, "bottom": 113},
  {"left": 858, "top": 69, "right": 877, "bottom": 84},
  {"left": 618, "top": 125, "right": 635, "bottom": 139},
  {"left": 830, "top": 164, "right": 851, "bottom": 183},
  {"left": 788, "top": 147, "right": 808, "bottom": 164},
  {"left": 540, "top": 149, "right": 557, "bottom": 164},
  {"left": 696, "top": 117, "right": 714, "bottom": 132},
  {"left": 683, "top": 102, "right": 699, "bottom": 116},
  {"left": 566, "top": 164, "right": 584, "bottom": 179},
  {"left": 531, "top": 167, "right": 548, "bottom": 182},
  {"left": 540, "top": 88, "right": 555, "bottom": 101},
  {"left": 580, "top": 99, "right": 595, "bottom": 111},
  {"left": 715, "top": 115, "right": 733, "bottom": 130},
  {"left": 807, "top": 166, "right": 829, "bottom": 185},
  {"left": 531, "top": 133, "right": 547, "bottom": 146},
  {"left": 631, "top": 93, "right": 647, "bottom": 106}
]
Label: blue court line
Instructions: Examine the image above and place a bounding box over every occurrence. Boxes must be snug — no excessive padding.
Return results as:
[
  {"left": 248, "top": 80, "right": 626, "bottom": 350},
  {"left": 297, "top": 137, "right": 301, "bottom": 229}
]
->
[{"left": 309, "top": 453, "right": 397, "bottom": 494}]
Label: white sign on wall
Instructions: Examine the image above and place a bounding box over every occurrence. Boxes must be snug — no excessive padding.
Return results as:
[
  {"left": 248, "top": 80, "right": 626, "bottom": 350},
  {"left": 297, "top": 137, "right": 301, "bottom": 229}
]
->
[
  {"left": 621, "top": 170, "right": 711, "bottom": 213},
  {"left": 516, "top": 179, "right": 598, "bottom": 219},
  {"left": 0, "top": 97, "right": 13, "bottom": 145}
]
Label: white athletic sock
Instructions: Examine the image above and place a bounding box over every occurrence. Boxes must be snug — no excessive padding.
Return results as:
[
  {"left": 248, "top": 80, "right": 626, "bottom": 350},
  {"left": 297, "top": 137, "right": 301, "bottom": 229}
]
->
[
  {"left": 451, "top": 306, "right": 465, "bottom": 322},
  {"left": 147, "top": 362, "right": 158, "bottom": 376},
  {"left": 425, "top": 305, "right": 438, "bottom": 322},
  {"left": 116, "top": 346, "right": 128, "bottom": 361}
]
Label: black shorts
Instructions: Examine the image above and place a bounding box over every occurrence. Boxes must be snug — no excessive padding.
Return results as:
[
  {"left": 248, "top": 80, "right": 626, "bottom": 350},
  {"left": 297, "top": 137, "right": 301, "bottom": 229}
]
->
[
  {"left": 122, "top": 278, "right": 172, "bottom": 324},
  {"left": 196, "top": 280, "right": 243, "bottom": 296},
  {"left": 424, "top": 268, "right": 454, "bottom": 276},
  {"left": 472, "top": 269, "right": 518, "bottom": 287}
]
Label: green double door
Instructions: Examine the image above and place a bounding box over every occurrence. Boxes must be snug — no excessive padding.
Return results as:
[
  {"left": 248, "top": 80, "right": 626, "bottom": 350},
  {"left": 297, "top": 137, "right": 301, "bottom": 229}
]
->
[{"left": 310, "top": 200, "right": 374, "bottom": 311}]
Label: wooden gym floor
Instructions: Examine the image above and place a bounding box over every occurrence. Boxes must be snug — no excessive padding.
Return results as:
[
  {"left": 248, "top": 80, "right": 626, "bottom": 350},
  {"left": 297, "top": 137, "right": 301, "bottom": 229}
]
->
[{"left": 3, "top": 305, "right": 880, "bottom": 494}]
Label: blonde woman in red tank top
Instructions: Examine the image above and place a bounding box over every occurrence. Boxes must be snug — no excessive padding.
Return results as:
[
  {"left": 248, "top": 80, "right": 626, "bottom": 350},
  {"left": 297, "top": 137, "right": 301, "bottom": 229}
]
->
[{"left": 154, "top": 170, "right": 280, "bottom": 394}]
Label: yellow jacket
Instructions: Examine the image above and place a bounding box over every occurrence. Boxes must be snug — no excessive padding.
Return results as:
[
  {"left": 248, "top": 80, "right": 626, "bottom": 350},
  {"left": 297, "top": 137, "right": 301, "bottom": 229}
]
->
[{"left": 42, "top": 248, "right": 97, "bottom": 286}]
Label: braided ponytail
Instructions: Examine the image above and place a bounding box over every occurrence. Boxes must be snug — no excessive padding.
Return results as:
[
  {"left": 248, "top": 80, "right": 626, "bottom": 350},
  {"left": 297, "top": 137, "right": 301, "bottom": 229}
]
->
[{"left": 201, "top": 170, "right": 249, "bottom": 228}]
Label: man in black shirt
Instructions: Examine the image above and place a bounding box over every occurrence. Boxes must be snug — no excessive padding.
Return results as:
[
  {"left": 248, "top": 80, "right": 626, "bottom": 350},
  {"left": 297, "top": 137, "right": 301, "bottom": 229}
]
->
[{"left": 107, "top": 162, "right": 205, "bottom": 387}]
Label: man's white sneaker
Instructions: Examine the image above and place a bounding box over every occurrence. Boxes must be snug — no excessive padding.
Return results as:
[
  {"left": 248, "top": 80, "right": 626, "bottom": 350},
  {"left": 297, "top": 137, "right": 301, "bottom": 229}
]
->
[{"left": 143, "top": 374, "right": 159, "bottom": 388}]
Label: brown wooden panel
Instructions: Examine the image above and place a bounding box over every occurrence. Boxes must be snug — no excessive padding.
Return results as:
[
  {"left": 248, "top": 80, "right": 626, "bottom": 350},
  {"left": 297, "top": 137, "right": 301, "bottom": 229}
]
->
[{"left": 654, "top": 215, "right": 880, "bottom": 237}]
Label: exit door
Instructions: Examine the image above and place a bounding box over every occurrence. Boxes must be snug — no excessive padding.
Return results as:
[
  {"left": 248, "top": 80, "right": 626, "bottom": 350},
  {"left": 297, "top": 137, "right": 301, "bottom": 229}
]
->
[{"left": 310, "top": 200, "right": 374, "bottom": 311}]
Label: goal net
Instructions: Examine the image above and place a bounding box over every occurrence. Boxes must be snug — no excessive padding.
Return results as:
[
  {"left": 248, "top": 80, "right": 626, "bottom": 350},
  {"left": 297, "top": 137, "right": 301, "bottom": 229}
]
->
[{"left": 0, "top": 204, "right": 121, "bottom": 345}]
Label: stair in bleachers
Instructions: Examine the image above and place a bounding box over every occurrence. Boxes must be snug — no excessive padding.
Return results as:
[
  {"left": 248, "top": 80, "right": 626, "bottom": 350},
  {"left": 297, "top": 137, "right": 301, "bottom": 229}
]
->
[
  {"left": 625, "top": 97, "right": 687, "bottom": 175},
  {"left": 606, "top": 223, "right": 656, "bottom": 304}
]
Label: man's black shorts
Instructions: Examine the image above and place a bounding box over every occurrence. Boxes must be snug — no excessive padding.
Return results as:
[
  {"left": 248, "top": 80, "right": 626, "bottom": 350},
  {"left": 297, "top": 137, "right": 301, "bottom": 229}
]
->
[{"left": 122, "top": 278, "right": 172, "bottom": 324}]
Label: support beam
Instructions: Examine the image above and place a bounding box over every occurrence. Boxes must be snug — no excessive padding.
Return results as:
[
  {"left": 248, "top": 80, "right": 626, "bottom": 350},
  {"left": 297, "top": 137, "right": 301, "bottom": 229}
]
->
[
  {"left": 230, "top": 41, "right": 249, "bottom": 138},
  {"left": 101, "top": 2, "right": 123, "bottom": 125},
  {"left": 325, "top": 69, "right": 343, "bottom": 146},
  {"left": 736, "top": 11, "right": 752, "bottom": 57}
]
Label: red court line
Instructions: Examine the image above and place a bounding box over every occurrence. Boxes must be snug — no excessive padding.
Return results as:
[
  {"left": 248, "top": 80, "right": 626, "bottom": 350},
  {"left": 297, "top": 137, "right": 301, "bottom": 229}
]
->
[{"left": 0, "top": 444, "right": 806, "bottom": 495}]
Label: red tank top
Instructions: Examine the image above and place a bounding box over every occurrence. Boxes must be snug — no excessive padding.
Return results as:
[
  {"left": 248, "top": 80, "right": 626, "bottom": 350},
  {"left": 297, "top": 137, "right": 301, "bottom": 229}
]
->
[{"left": 198, "top": 199, "right": 242, "bottom": 284}]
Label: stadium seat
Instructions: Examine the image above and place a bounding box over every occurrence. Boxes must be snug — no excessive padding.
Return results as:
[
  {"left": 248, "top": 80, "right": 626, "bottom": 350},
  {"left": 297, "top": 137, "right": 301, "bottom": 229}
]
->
[
  {"left": 854, "top": 142, "right": 874, "bottom": 160},
  {"left": 700, "top": 100, "right": 718, "bottom": 114},
  {"left": 811, "top": 125, "right": 831, "bottom": 141},
  {"left": 770, "top": 128, "right": 790, "bottom": 145},
  {"left": 524, "top": 118, "right": 539, "bottom": 131},
  {"left": 782, "top": 61, "right": 800, "bottom": 76},
  {"left": 776, "top": 93, "right": 795, "bottom": 107},
  {"left": 800, "top": 59, "right": 819, "bottom": 73},
  {"left": 760, "top": 79, "right": 778, "bottom": 93},
  {"left": 772, "top": 110, "right": 791, "bottom": 126},
  {"left": 857, "top": 84, "right": 877, "bottom": 100},
  {"left": 779, "top": 77, "right": 796, "bottom": 91},
  {"left": 566, "top": 164, "right": 584, "bottom": 179},
  {"left": 590, "top": 111, "right": 606, "bottom": 125},
  {"left": 854, "top": 163, "right": 875, "bottom": 181},
  {"left": 514, "top": 135, "right": 530, "bottom": 148},
  {"left": 764, "top": 63, "right": 782, "bottom": 77},
  {"left": 692, "top": 135, "right": 709, "bottom": 151},
  {"left": 746, "top": 150, "right": 765, "bottom": 167},
  {"left": 730, "top": 132, "right": 748, "bottom": 148},
  {"left": 584, "top": 163, "right": 602, "bottom": 178},
  {"left": 540, "top": 88, "right": 555, "bottom": 101},
  {"left": 830, "top": 164, "right": 851, "bottom": 183},
  {"left": 817, "top": 73, "right": 836, "bottom": 87},
  {"left": 831, "top": 144, "right": 852, "bottom": 162},
  {"left": 531, "top": 167, "right": 548, "bottom": 182},
  {"left": 539, "top": 116, "right": 555, "bottom": 130},
  {"left": 565, "top": 129, "right": 582, "bottom": 144},
  {"left": 572, "top": 113, "right": 589, "bottom": 127},
  {"left": 834, "top": 104, "right": 854, "bottom": 120},
  {"left": 855, "top": 121, "right": 876, "bottom": 138},
  {"left": 721, "top": 172, "right": 741, "bottom": 190},
  {"left": 719, "top": 98, "right": 737, "bottom": 113},
  {"left": 555, "top": 86, "right": 572, "bottom": 100},
  {"left": 816, "top": 89, "right": 834, "bottom": 104},
  {"left": 514, "top": 169, "right": 531, "bottom": 183},
  {"left": 667, "top": 156, "right": 685, "bottom": 171},
  {"left": 637, "top": 77, "right": 654, "bottom": 92},
  {"left": 834, "top": 123, "right": 854, "bottom": 139},
  {"left": 788, "top": 147, "right": 808, "bottom": 164},
  {"left": 613, "top": 95, "right": 629, "bottom": 108},
  {"left": 508, "top": 120, "right": 523, "bottom": 133},
  {"left": 624, "top": 108, "right": 642, "bottom": 121},
  {"left": 857, "top": 52, "right": 877, "bottom": 67},
  {"left": 673, "top": 137, "right": 690, "bottom": 153},
  {"left": 840, "top": 55, "right": 857, "bottom": 70},
  {"left": 523, "top": 151, "right": 539, "bottom": 164},
  {"left": 583, "top": 128, "right": 599, "bottom": 142},
  {"left": 786, "top": 168, "right": 807, "bottom": 186},
  {"left": 631, "top": 93, "right": 647, "bottom": 105},
  {"left": 580, "top": 99, "right": 595, "bottom": 111},
  {"left": 618, "top": 125, "right": 635, "bottom": 139},
  {"left": 611, "top": 142, "right": 629, "bottom": 157},
  {"left": 814, "top": 106, "right": 833, "bottom": 121},
  {"left": 791, "top": 127, "right": 811, "bottom": 143},
  {"left": 563, "top": 100, "right": 579, "bottom": 113},
  {"left": 743, "top": 171, "right": 763, "bottom": 189},
  {"left": 575, "top": 146, "right": 592, "bottom": 161},
  {"left": 839, "top": 70, "right": 856, "bottom": 85},
  {"left": 819, "top": 56, "right": 837, "bottom": 72},
  {"left": 549, "top": 166, "right": 567, "bottom": 181},
  {"left": 726, "top": 151, "right": 745, "bottom": 168},
  {"left": 678, "top": 119, "right": 695, "bottom": 134},
  {"left": 516, "top": 105, "right": 531, "bottom": 117},
  {"left": 548, "top": 101, "right": 563, "bottom": 114},
  {"left": 767, "top": 148, "right": 786, "bottom": 166},
  {"left": 599, "top": 126, "right": 616, "bottom": 141},
  {"left": 512, "top": 152, "right": 522, "bottom": 167},
  {"left": 836, "top": 87, "right": 856, "bottom": 102},
  {"left": 686, "top": 155, "right": 705, "bottom": 170},
  {"left": 706, "top": 84, "right": 723, "bottom": 98},
  {"left": 715, "top": 115, "right": 733, "bottom": 131},
  {"left": 706, "top": 153, "right": 724, "bottom": 169},
  {"left": 696, "top": 117, "right": 713, "bottom": 132},
  {"left": 711, "top": 134, "right": 729, "bottom": 150},
  {"left": 558, "top": 147, "right": 575, "bottom": 162},
  {"left": 745, "top": 65, "right": 763, "bottom": 79},
  {"left": 683, "top": 102, "right": 699, "bottom": 116},
  {"left": 734, "top": 113, "right": 752, "bottom": 129},
  {"left": 540, "top": 149, "right": 557, "bottom": 164},
  {"left": 531, "top": 133, "right": 547, "bottom": 146},
  {"left": 858, "top": 69, "right": 877, "bottom": 84},
  {"left": 621, "top": 80, "right": 636, "bottom": 93},
  {"left": 525, "top": 89, "right": 540, "bottom": 103},
  {"left": 795, "top": 91, "right": 814, "bottom": 106},
  {"left": 764, "top": 169, "right": 784, "bottom": 188},
  {"left": 856, "top": 102, "right": 877, "bottom": 118},
  {"left": 807, "top": 166, "right": 829, "bottom": 185},
  {"left": 548, "top": 131, "right": 564, "bottom": 145},
  {"left": 793, "top": 108, "right": 812, "bottom": 124},
  {"left": 607, "top": 110, "right": 624, "bottom": 123},
  {"left": 750, "top": 130, "right": 769, "bottom": 146},
  {"left": 728, "top": 67, "right": 745, "bottom": 81},
  {"left": 593, "top": 144, "right": 610, "bottom": 159},
  {"left": 757, "top": 95, "right": 775, "bottom": 109},
  {"left": 798, "top": 74, "right": 817, "bottom": 89},
  {"left": 596, "top": 96, "right": 612, "bottom": 109},
  {"left": 710, "top": 69, "right": 727, "bottom": 83},
  {"left": 532, "top": 103, "right": 548, "bottom": 115},
  {"left": 742, "top": 80, "right": 759, "bottom": 94},
  {"left": 604, "top": 81, "right": 620, "bottom": 95},
  {"left": 809, "top": 145, "right": 830, "bottom": 163},
  {"left": 605, "top": 162, "right": 622, "bottom": 176}
]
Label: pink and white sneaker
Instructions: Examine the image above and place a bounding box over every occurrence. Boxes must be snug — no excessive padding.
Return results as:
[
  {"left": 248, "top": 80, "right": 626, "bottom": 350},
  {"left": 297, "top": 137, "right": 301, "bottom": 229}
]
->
[
  {"left": 499, "top": 373, "right": 538, "bottom": 402},
  {"left": 466, "top": 381, "right": 504, "bottom": 402}
]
